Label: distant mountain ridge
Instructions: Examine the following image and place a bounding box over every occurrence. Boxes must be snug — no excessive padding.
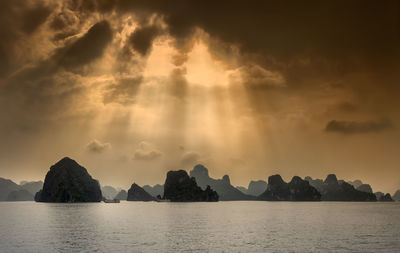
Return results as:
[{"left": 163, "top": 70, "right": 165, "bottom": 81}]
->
[
  {"left": 0, "top": 178, "right": 43, "bottom": 201},
  {"left": 142, "top": 184, "right": 164, "bottom": 198},
  {"left": 306, "top": 175, "right": 376, "bottom": 201},
  {"left": 114, "top": 190, "right": 128, "bottom": 200},
  {"left": 101, "top": 185, "right": 118, "bottom": 200}
]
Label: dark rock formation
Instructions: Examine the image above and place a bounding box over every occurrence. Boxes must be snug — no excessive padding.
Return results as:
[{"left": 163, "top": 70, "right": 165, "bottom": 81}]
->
[
  {"left": 356, "top": 184, "right": 373, "bottom": 193},
  {"left": 114, "top": 190, "right": 127, "bottom": 200},
  {"left": 6, "top": 189, "right": 33, "bottom": 201},
  {"left": 378, "top": 193, "right": 394, "bottom": 202},
  {"left": 101, "top": 185, "right": 118, "bottom": 199},
  {"left": 163, "top": 170, "right": 219, "bottom": 202},
  {"left": 393, "top": 190, "right": 400, "bottom": 201},
  {"left": 142, "top": 184, "right": 164, "bottom": 197},
  {"left": 375, "top": 192, "right": 384, "bottom": 200},
  {"left": 0, "top": 178, "right": 21, "bottom": 201},
  {"left": 258, "top": 175, "right": 321, "bottom": 201},
  {"left": 35, "top": 157, "right": 102, "bottom": 202},
  {"left": 247, "top": 180, "right": 268, "bottom": 196},
  {"left": 189, "top": 164, "right": 254, "bottom": 200},
  {"left": 320, "top": 174, "right": 376, "bottom": 201},
  {"left": 127, "top": 183, "right": 155, "bottom": 201}
]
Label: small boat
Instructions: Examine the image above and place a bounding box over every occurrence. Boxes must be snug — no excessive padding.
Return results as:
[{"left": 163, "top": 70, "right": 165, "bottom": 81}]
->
[{"left": 103, "top": 199, "right": 120, "bottom": 203}]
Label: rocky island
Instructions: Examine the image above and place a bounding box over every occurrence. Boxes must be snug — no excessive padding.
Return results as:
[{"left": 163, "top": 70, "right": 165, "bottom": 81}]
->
[
  {"left": 190, "top": 164, "right": 254, "bottom": 200},
  {"left": 35, "top": 157, "right": 102, "bottom": 202},
  {"left": 378, "top": 193, "right": 394, "bottom": 202},
  {"left": 127, "top": 183, "right": 155, "bottom": 201},
  {"left": 258, "top": 175, "right": 321, "bottom": 201},
  {"left": 163, "top": 170, "right": 219, "bottom": 202}
]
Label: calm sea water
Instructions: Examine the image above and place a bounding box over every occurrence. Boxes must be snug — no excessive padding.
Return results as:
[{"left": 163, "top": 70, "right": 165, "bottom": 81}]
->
[{"left": 0, "top": 201, "right": 399, "bottom": 252}]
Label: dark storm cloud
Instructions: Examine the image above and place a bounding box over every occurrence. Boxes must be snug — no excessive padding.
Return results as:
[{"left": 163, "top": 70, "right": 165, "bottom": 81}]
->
[
  {"left": 0, "top": 1, "right": 54, "bottom": 77},
  {"left": 129, "top": 25, "right": 162, "bottom": 56},
  {"left": 71, "top": 0, "right": 400, "bottom": 103},
  {"left": 55, "top": 20, "right": 113, "bottom": 70},
  {"left": 325, "top": 119, "right": 394, "bottom": 134},
  {"left": 0, "top": 19, "right": 113, "bottom": 139},
  {"left": 21, "top": 4, "right": 53, "bottom": 34},
  {"left": 88, "top": 0, "right": 399, "bottom": 64}
]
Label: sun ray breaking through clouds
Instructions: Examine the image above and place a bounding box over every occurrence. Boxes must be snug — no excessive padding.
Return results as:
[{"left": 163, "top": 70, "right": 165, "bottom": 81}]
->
[{"left": 0, "top": 0, "right": 399, "bottom": 193}]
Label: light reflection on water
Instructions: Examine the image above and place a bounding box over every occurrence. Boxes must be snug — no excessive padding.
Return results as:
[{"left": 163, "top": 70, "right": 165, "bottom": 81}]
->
[{"left": 0, "top": 201, "right": 399, "bottom": 252}]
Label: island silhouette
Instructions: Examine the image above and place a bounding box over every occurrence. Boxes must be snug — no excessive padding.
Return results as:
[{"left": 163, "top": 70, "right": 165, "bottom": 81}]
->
[{"left": 0, "top": 157, "right": 398, "bottom": 203}]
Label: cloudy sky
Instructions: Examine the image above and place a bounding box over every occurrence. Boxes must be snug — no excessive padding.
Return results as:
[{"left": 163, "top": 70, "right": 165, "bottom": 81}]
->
[{"left": 0, "top": 0, "right": 399, "bottom": 193}]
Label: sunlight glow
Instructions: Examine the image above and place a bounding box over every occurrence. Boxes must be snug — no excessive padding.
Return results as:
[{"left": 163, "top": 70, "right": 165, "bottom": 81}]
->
[{"left": 185, "top": 42, "right": 230, "bottom": 87}]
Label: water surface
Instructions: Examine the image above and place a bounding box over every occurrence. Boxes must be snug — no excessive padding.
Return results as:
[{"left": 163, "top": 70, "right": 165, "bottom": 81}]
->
[{"left": 0, "top": 201, "right": 399, "bottom": 252}]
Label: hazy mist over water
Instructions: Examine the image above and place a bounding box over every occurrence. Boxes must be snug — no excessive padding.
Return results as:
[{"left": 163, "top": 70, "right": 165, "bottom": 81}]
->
[{"left": 0, "top": 202, "right": 399, "bottom": 252}]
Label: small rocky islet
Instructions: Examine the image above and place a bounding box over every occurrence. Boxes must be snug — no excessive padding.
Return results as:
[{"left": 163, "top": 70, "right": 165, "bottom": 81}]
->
[
  {"left": 0, "top": 157, "right": 398, "bottom": 203},
  {"left": 127, "top": 183, "right": 155, "bottom": 201}
]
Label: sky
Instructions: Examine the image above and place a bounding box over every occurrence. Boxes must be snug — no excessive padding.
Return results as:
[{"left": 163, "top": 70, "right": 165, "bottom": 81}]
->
[{"left": 0, "top": 0, "right": 399, "bottom": 193}]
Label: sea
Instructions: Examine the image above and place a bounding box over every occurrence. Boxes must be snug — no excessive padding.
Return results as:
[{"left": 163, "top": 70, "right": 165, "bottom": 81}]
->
[{"left": 0, "top": 201, "right": 399, "bottom": 252}]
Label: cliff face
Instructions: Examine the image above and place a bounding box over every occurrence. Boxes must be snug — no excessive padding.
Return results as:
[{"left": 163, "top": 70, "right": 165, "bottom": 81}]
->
[
  {"left": 163, "top": 170, "right": 218, "bottom": 202},
  {"left": 258, "top": 175, "right": 321, "bottom": 201},
  {"left": 35, "top": 157, "right": 102, "bottom": 202},
  {"left": 127, "top": 183, "right": 155, "bottom": 201},
  {"left": 320, "top": 174, "right": 376, "bottom": 201},
  {"left": 189, "top": 164, "right": 254, "bottom": 200}
]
